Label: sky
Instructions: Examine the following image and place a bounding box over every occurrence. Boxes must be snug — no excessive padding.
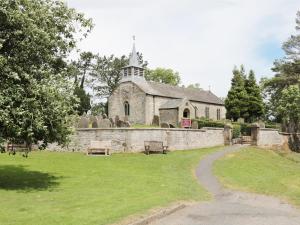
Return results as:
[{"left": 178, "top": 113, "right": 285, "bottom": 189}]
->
[{"left": 66, "top": 0, "right": 300, "bottom": 97}]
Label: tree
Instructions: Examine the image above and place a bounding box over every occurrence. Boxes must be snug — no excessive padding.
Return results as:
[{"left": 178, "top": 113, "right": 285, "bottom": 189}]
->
[
  {"left": 225, "top": 66, "right": 249, "bottom": 121},
  {"left": 245, "top": 70, "right": 264, "bottom": 122},
  {"left": 91, "top": 102, "right": 108, "bottom": 116},
  {"left": 90, "top": 52, "right": 147, "bottom": 102},
  {"left": 74, "top": 86, "right": 91, "bottom": 115},
  {"left": 277, "top": 85, "right": 300, "bottom": 132},
  {"left": 186, "top": 83, "right": 202, "bottom": 90},
  {"left": 263, "top": 11, "right": 300, "bottom": 124},
  {"left": 70, "top": 52, "right": 95, "bottom": 115},
  {"left": 0, "top": 0, "right": 93, "bottom": 152},
  {"left": 145, "top": 68, "right": 181, "bottom": 86},
  {"left": 91, "top": 55, "right": 128, "bottom": 99}
]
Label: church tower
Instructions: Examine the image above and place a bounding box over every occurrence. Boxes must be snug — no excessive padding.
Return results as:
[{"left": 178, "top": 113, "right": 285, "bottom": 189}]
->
[{"left": 121, "top": 38, "right": 145, "bottom": 82}]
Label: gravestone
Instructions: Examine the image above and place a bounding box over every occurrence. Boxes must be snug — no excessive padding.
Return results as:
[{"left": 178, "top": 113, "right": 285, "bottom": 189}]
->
[
  {"left": 89, "top": 116, "right": 98, "bottom": 128},
  {"left": 161, "top": 123, "right": 170, "bottom": 128},
  {"left": 191, "top": 120, "right": 199, "bottom": 129},
  {"left": 92, "top": 120, "right": 98, "bottom": 128},
  {"left": 109, "top": 118, "right": 115, "bottom": 127},
  {"left": 77, "top": 116, "right": 89, "bottom": 128},
  {"left": 98, "top": 119, "right": 111, "bottom": 128},
  {"left": 152, "top": 115, "right": 160, "bottom": 126}
]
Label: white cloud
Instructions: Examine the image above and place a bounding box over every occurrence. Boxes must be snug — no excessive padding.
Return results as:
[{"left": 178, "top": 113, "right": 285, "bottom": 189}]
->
[{"left": 67, "top": 0, "right": 300, "bottom": 97}]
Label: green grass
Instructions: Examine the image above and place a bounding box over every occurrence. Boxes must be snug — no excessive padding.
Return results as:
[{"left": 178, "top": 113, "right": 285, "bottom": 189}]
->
[
  {"left": 0, "top": 147, "right": 220, "bottom": 225},
  {"left": 214, "top": 147, "right": 300, "bottom": 206}
]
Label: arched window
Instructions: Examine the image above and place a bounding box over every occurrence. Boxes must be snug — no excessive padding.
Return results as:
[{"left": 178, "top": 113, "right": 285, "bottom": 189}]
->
[
  {"left": 205, "top": 107, "right": 210, "bottom": 119},
  {"left": 124, "top": 101, "right": 130, "bottom": 116},
  {"left": 183, "top": 108, "right": 190, "bottom": 118}
]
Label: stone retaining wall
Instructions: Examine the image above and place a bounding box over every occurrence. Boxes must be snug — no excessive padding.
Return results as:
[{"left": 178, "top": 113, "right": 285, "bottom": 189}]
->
[
  {"left": 257, "top": 128, "right": 299, "bottom": 151},
  {"left": 47, "top": 127, "right": 225, "bottom": 153}
]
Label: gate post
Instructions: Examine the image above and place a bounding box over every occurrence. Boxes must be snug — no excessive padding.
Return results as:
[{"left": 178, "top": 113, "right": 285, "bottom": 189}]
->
[
  {"left": 251, "top": 123, "right": 260, "bottom": 146},
  {"left": 224, "top": 124, "right": 233, "bottom": 146}
]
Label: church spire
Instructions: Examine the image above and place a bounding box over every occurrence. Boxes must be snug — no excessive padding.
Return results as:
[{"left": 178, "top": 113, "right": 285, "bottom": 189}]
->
[{"left": 128, "top": 36, "right": 140, "bottom": 67}]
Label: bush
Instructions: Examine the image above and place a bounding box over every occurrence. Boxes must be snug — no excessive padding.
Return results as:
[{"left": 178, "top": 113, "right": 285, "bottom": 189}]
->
[
  {"left": 232, "top": 124, "right": 241, "bottom": 138},
  {"left": 193, "top": 119, "right": 225, "bottom": 129},
  {"left": 265, "top": 123, "right": 280, "bottom": 129}
]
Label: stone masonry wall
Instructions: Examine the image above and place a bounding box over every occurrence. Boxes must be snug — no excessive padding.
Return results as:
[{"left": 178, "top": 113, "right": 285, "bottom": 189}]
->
[
  {"left": 257, "top": 128, "right": 300, "bottom": 151},
  {"left": 108, "top": 82, "right": 146, "bottom": 124},
  {"left": 47, "top": 127, "right": 225, "bottom": 153}
]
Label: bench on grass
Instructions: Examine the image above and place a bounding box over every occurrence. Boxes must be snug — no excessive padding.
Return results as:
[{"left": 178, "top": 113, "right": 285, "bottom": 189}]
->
[
  {"left": 144, "top": 141, "right": 168, "bottom": 155},
  {"left": 7, "top": 143, "right": 30, "bottom": 157},
  {"left": 87, "top": 141, "right": 111, "bottom": 156}
]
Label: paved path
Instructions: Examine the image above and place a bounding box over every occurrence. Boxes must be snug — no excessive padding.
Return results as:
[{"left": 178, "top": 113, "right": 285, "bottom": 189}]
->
[{"left": 151, "top": 145, "right": 300, "bottom": 225}]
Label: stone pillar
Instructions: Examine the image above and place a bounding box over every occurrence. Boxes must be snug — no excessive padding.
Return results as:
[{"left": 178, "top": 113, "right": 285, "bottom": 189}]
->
[
  {"left": 224, "top": 124, "right": 233, "bottom": 146},
  {"left": 251, "top": 123, "right": 260, "bottom": 146}
]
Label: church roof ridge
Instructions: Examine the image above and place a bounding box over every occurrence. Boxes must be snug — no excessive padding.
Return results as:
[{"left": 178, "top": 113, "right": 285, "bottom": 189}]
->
[{"left": 131, "top": 79, "right": 224, "bottom": 105}]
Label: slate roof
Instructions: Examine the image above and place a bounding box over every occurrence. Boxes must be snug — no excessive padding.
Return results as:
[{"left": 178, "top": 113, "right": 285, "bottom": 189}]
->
[
  {"left": 159, "top": 99, "right": 185, "bottom": 109},
  {"left": 132, "top": 80, "right": 224, "bottom": 105}
]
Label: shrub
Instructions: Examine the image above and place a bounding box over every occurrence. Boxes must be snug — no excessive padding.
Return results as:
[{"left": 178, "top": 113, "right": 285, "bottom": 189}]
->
[
  {"left": 232, "top": 124, "right": 241, "bottom": 138},
  {"left": 193, "top": 119, "right": 225, "bottom": 129}
]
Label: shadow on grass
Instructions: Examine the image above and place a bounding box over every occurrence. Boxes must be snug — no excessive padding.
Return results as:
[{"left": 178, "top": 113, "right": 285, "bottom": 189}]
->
[{"left": 0, "top": 165, "right": 61, "bottom": 191}]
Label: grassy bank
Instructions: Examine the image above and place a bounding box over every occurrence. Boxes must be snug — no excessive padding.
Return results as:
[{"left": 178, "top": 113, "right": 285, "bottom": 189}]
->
[
  {"left": 214, "top": 147, "right": 300, "bottom": 206},
  {"left": 0, "top": 147, "right": 220, "bottom": 225}
]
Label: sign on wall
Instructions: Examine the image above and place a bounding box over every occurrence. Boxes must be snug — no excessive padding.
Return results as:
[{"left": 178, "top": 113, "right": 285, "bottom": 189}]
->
[{"left": 181, "top": 118, "right": 192, "bottom": 128}]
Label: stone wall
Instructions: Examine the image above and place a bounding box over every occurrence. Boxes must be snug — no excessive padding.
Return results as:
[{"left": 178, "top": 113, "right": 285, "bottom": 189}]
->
[
  {"left": 256, "top": 128, "right": 299, "bottom": 151},
  {"left": 47, "top": 127, "right": 225, "bottom": 153},
  {"left": 159, "top": 109, "right": 178, "bottom": 127},
  {"left": 108, "top": 82, "right": 146, "bottom": 124},
  {"left": 191, "top": 101, "right": 226, "bottom": 120}
]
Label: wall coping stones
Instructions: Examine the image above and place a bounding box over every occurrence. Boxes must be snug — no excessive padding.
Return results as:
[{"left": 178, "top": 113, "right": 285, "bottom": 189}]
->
[{"left": 76, "top": 128, "right": 212, "bottom": 132}]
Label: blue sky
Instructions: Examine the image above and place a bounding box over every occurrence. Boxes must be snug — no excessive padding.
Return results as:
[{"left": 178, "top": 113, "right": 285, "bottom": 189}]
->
[{"left": 66, "top": 0, "right": 299, "bottom": 97}]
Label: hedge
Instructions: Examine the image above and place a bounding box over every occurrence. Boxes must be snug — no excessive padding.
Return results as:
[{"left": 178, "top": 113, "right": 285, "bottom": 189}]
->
[{"left": 193, "top": 119, "right": 225, "bottom": 129}]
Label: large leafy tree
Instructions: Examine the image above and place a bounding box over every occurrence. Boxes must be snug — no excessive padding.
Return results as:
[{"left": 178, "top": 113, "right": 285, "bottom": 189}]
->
[
  {"left": 145, "top": 67, "right": 181, "bottom": 86},
  {"left": 245, "top": 70, "right": 264, "bottom": 122},
  {"left": 0, "top": 0, "right": 92, "bottom": 150},
  {"left": 225, "top": 66, "right": 249, "bottom": 121},
  {"left": 263, "top": 11, "right": 300, "bottom": 125}
]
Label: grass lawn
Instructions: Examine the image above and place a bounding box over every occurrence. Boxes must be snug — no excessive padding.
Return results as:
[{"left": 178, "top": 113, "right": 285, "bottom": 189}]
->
[
  {"left": 214, "top": 147, "right": 300, "bottom": 206},
  {"left": 0, "top": 147, "right": 220, "bottom": 225}
]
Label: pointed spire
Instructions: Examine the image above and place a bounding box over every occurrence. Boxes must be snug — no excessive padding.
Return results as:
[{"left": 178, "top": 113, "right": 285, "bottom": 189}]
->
[{"left": 128, "top": 35, "right": 140, "bottom": 67}]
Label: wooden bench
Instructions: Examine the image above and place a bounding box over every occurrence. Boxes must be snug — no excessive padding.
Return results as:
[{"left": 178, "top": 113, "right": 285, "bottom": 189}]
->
[
  {"left": 87, "top": 141, "right": 111, "bottom": 156},
  {"left": 7, "top": 143, "right": 30, "bottom": 157},
  {"left": 144, "top": 141, "right": 168, "bottom": 155}
]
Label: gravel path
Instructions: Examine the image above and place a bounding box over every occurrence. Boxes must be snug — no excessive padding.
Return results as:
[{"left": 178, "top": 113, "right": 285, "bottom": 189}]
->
[{"left": 150, "top": 145, "right": 300, "bottom": 225}]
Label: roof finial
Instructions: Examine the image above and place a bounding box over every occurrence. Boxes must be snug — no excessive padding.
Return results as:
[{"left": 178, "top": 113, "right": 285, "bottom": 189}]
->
[{"left": 133, "top": 35, "right": 135, "bottom": 42}]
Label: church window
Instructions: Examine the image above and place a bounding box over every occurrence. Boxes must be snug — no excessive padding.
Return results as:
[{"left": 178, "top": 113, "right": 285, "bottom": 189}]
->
[
  {"left": 124, "top": 68, "right": 128, "bottom": 76},
  {"left": 217, "top": 109, "right": 221, "bottom": 120},
  {"left": 124, "top": 101, "right": 130, "bottom": 116},
  {"left": 205, "top": 107, "right": 210, "bottom": 119},
  {"left": 183, "top": 108, "right": 190, "bottom": 118},
  {"left": 128, "top": 68, "right": 132, "bottom": 76}
]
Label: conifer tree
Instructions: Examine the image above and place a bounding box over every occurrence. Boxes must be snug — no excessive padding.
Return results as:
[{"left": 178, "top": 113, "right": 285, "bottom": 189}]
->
[
  {"left": 245, "top": 70, "right": 264, "bottom": 122},
  {"left": 225, "top": 66, "right": 249, "bottom": 121}
]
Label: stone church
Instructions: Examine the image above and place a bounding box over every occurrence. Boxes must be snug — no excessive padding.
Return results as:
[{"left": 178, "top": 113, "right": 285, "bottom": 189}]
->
[{"left": 108, "top": 44, "right": 226, "bottom": 127}]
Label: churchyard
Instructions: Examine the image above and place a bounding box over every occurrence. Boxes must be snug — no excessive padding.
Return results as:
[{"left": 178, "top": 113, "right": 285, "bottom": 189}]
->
[{"left": 1, "top": 1, "right": 300, "bottom": 225}]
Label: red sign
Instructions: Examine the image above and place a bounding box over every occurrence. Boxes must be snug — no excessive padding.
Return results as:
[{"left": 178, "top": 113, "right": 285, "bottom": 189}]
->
[{"left": 181, "top": 118, "right": 191, "bottom": 128}]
